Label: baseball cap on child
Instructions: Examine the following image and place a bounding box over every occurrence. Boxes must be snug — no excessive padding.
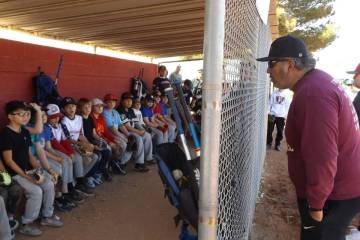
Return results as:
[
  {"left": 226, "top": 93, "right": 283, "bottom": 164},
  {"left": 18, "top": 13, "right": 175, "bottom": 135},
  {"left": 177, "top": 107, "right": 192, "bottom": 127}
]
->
[
  {"left": 46, "top": 104, "right": 61, "bottom": 119},
  {"left": 121, "top": 92, "right": 134, "bottom": 100},
  {"left": 61, "top": 97, "right": 77, "bottom": 108},
  {"left": 103, "top": 94, "right": 118, "bottom": 102},
  {"left": 145, "top": 95, "right": 154, "bottom": 102},
  {"left": 92, "top": 98, "right": 104, "bottom": 106},
  {"left": 347, "top": 64, "right": 360, "bottom": 75}
]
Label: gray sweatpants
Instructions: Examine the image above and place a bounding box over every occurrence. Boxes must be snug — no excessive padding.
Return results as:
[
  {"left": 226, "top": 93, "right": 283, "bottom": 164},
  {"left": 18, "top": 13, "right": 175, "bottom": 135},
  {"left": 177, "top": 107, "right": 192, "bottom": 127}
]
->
[
  {"left": 13, "top": 173, "right": 55, "bottom": 224},
  {"left": 114, "top": 134, "right": 132, "bottom": 165},
  {"left": 167, "top": 122, "right": 177, "bottom": 143},
  {"left": 48, "top": 152, "right": 74, "bottom": 193},
  {"left": 129, "top": 132, "right": 153, "bottom": 164},
  {"left": 150, "top": 127, "right": 168, "bottom": 146},
  {"left": 0, "top": 196, "right": 11, "bottom": 240}
]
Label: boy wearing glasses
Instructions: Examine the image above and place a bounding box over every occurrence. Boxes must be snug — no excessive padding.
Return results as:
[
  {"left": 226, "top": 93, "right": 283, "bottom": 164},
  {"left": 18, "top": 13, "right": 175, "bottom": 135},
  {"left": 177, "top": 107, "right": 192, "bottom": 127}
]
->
[{"left": 0, "top": 101, "right": 63, "bottom": 237}]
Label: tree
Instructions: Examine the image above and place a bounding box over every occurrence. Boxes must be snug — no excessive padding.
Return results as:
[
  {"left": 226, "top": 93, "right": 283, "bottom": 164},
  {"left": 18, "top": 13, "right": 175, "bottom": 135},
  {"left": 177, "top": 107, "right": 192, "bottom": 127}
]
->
[{"left": 277, "top": 0, "right": 337, "bottom": 53}]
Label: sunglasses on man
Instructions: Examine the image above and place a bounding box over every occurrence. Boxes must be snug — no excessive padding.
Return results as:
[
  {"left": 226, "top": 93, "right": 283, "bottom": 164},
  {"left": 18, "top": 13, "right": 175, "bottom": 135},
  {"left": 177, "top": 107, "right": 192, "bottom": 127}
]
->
[{"left": 268, "top": 59, "right": 290, "bottom": 68}]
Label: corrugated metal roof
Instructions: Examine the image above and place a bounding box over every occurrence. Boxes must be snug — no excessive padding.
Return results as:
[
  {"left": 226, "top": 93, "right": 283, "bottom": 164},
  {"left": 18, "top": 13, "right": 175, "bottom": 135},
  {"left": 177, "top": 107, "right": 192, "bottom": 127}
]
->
[
  {"left": 0, "top": 0, "right": 278, "bottom": 58},
  {"left": 0, "top": 0, "right": 204, "bottom": 58}
]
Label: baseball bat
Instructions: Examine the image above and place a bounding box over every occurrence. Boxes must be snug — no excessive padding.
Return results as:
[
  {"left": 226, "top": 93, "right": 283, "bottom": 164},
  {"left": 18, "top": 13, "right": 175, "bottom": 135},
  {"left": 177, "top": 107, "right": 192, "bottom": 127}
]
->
[
  {"left": 54, "top": 55, "right": 64, "bottom": 86},
  {"left": 172, "top": 80, "right": 201, "bottom": 157},
  {"left": 165, "top": 87, "right": 192, "bottom": 161}
]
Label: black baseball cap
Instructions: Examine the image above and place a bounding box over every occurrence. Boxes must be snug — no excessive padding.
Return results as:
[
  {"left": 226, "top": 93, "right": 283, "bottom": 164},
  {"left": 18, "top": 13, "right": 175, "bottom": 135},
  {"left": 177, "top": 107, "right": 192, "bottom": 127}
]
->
[
  {"left": 61, "top": 97, "right": 77, "bottom": 108},
  {"left": 257, "top": 35, "right": 308, "bottom": 62},
  {"left": 145, "top": 95, "right": 154, "bottom": 102},
  {"left": 121, "top": 92, "right": 134, "bottom": 100}
]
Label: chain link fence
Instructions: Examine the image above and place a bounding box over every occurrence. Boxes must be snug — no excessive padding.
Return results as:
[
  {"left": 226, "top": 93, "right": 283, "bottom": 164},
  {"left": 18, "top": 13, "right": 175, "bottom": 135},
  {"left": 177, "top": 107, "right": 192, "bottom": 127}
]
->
[{"left": 216, "top": 0, "right": 271, "bottom": 239}]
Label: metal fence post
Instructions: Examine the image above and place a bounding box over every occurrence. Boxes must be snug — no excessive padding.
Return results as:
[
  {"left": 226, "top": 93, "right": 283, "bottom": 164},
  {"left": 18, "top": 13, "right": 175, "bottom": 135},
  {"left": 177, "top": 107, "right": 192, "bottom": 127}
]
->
[{"left": 198, "top": 0, "right": 225, "bottom": 239}]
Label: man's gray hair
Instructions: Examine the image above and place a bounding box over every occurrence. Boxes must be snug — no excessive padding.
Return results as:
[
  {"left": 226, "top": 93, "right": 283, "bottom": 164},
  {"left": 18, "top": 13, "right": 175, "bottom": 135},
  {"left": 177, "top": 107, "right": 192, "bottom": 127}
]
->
[{"left": 294, "top": 57, "right": 316, "bottom": 70}]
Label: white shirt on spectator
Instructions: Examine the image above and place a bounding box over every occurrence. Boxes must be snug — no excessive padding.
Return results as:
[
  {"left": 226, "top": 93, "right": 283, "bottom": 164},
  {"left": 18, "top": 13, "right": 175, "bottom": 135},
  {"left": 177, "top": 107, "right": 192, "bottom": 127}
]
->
[{"left": 269, "top": 89, "right": 291, "bottom": 118}]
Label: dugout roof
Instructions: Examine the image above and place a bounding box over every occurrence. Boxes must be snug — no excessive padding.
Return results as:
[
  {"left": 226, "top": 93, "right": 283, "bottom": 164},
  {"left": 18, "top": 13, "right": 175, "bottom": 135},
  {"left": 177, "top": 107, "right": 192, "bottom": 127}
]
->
[{"left": 0, "top": 0, "right": 278, "bottom": 58}]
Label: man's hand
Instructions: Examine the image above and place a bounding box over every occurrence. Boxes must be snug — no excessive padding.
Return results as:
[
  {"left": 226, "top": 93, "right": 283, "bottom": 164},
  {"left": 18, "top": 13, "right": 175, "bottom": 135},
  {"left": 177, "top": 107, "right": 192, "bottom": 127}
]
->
[{"left": 309, "top": 210, "right": 323, "bottom": 222}]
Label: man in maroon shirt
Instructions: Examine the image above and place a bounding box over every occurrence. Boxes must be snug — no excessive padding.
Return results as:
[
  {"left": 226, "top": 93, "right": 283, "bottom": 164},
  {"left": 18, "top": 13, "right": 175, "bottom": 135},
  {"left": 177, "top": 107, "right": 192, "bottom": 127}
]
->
[{"left": 257, "top": 35, "right": 360, "bottom": 240}]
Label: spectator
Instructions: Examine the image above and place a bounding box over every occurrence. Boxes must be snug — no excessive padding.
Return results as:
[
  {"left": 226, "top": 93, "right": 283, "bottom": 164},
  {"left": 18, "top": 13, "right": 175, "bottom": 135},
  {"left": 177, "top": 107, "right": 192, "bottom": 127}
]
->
[
  {"left": 152, "top": 65, "right": 171, "bottom": 95},
  {"left": 169, "top": 65, "right": 182, "bottom": 84},
  {"left": 347, "top": 63, "right": 360, "bottom": 121},
  {"left": 266, "top": 89, "right": 291, "bottom": 151}
]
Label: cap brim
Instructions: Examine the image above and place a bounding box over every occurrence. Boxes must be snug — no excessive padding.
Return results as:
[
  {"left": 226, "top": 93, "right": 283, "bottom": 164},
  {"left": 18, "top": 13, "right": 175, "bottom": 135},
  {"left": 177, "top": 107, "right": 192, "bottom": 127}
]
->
[
  {"left": 256, "top": 57, "right": 275, "bottom": 62},
  {"left": 47, "top": 113, "right": 61, "bottom": 119},
  {"left": 347, "top": 71, "right": 359, "bottom": 74}
]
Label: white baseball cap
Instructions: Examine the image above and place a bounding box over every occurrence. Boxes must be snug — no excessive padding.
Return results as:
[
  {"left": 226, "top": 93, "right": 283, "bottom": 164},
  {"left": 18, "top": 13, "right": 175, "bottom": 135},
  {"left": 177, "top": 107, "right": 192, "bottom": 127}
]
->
[
  {"left": 46, "top": 104, "right": 61, "bottom": 119},
  {"left": 92, "top": 98, "right": 104, "bottom": 106}
]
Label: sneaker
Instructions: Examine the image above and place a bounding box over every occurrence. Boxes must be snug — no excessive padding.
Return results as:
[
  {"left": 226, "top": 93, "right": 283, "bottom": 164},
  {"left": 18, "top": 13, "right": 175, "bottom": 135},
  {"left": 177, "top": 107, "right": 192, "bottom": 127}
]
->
[
  {"left": 65, "top": 192, "right": 82, "bottom": 206},
  {"left": 275, "top": 145, "right": 281, "bottom": 151},
  {"left": 19, "top": 224, "right": 42, "bottom": 236},
  {"left": 86, "top": 177, "right": 96, "bottom": 189},
  {"left": 75, "top": 184, "right": 95, "bottom": 197},
  {"left": 9, "top": 219, "right": 19, "bottom": 231},
  {"left": 103, "top": 171, "right": 112, "bottom": 182},
  {"left": 54, "top": 199, "right": 71, "bottom": 212},
  {"left": 40, "top": 215, "right": 63, "bottom": 228},
  {"left": 134, "top": 164, "right": 150, "bottom": 173},
  {"left": 146, "top": 159, "right": 156, "bottom": 165},
  {"left": 93, "top": 174, "right": 103, "bottom": 185},
  {"left": 112, "top": 161, "right": 127, "bottom": 175}
]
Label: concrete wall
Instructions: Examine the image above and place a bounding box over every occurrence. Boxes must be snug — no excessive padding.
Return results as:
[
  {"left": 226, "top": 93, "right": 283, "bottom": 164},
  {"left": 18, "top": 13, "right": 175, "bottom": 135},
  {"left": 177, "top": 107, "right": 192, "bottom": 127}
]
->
[{"left": 0, "top": 38, "right": 157, "bottom": 124}]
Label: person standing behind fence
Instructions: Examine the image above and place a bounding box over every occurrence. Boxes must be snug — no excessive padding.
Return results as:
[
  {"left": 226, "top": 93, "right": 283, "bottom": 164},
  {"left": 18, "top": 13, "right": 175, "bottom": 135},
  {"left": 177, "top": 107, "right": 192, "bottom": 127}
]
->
[
  {"left": 257, "top": 35, "right": 360, "bottom": 240},
  {"left": 267, "top": 89, "right": 291, "bottom": 151},
  {"left": 169, "top": 65, "right": 182, "bottom": 84},
  {"left": 153, "top": 65, "right": 171, "bottom": 95},
  {"left": 347, "top": 63, "right": 360, "bottom": 121}
]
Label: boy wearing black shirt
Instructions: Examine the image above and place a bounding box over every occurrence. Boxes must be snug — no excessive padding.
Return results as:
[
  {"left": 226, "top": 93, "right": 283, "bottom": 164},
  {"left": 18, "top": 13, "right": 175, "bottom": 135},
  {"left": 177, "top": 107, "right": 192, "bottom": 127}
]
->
[{"left": 0, "top": 101, "right": 63, "bottom": 237}]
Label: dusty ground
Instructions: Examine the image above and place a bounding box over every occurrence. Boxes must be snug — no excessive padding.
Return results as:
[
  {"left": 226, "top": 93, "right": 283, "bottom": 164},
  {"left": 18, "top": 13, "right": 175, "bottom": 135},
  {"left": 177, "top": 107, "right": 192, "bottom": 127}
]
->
[
  {"left": 251, "top": 145, "right": 360, "bottom": 240},
  {"left": 251, "top": 146, "right": 299, "bottom": 240},
  {"left": 16, "top": 163, "right": 180, "bottom": 240}
]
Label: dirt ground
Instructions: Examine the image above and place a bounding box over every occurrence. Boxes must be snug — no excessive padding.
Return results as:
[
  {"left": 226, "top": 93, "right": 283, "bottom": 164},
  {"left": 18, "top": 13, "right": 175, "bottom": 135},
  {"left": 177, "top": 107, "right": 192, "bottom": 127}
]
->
[
  {"left": 251, "top": 146, "right": 299, "bottom": 240},
  {"left": 251, "top": 146, "right": 360, "bottom": 240},
  {"left": 16, "top": 163, "right": 180, "bottom": 240}
]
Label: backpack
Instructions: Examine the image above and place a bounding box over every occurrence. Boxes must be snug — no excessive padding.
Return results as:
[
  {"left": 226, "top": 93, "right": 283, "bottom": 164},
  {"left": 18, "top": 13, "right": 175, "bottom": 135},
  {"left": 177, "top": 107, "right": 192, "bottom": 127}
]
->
[
  {"left": 131, "top": 68, "right": 148, "bottom": 99},
  {"left": 32, "top": 69, "right": 62, "bottom": 106},
  {"left": 155, "top": 143, "right": 199, "bottom": 239}
]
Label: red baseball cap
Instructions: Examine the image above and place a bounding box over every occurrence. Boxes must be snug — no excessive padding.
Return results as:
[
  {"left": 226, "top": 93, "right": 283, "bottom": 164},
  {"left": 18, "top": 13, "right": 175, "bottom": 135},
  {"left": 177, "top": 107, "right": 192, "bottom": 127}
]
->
[
  {"left": 103, "top": 93, "right": 118, "bottom": 102},
  {"left": 347, "top": 64, "right": 360, "bottom": 75}
]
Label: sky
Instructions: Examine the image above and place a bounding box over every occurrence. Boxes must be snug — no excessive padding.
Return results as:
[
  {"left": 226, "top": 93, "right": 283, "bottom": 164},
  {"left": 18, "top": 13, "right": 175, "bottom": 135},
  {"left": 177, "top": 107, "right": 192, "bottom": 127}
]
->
[{"left": 315, "top": 0, "right": 360, "bottom": 80}]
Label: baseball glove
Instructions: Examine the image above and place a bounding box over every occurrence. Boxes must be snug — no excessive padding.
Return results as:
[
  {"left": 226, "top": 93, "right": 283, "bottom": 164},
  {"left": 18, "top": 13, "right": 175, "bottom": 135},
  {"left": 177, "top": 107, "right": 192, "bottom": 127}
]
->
[{"left": 126, "top": 135, "right": 138, "bottom": 152}]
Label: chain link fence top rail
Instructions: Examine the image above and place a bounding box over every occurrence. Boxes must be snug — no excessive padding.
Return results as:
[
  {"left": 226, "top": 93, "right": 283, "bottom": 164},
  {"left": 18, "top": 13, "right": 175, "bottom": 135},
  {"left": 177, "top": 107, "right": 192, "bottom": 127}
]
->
[{"left": 216, "top": 0, "right": 271, "bottom": 239}]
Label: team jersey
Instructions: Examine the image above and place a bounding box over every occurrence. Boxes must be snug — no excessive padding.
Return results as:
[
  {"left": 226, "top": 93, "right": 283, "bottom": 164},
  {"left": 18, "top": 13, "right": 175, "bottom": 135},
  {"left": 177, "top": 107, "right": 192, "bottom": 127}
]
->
[
  {"left": 118, "top": 107, "right": 137, "bottom": 128},
  {"left": 141, "top": 106, "right": 153, "bottom": 119},
  {"left": 61, "top": 115, "right": 84, "bottom": 141}
]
